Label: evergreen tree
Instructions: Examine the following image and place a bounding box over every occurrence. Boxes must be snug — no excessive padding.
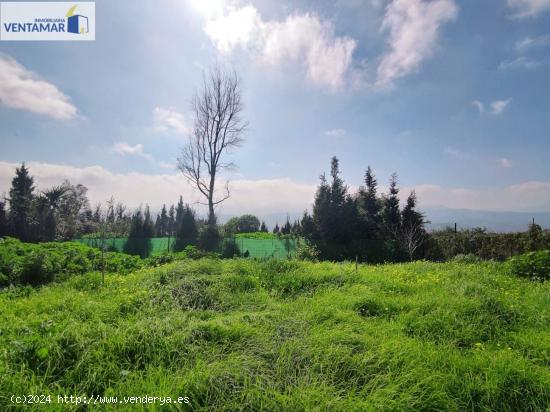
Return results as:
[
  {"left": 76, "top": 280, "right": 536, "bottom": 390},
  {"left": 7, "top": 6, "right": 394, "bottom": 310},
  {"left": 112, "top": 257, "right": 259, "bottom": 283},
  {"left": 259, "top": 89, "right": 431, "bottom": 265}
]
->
[
  {"left": 155, "top": 204, "right": 168, "bottom": 237},
  {"left": 401, "top": 191, "right": 423, "bottom": 229},
  {"left": 382, "top": 173, "right": 401, "bottom": 239},
  {"left": 143, "top": 205, "right": 155, "bottom": 238},
  {"left": 124, "top": 208, "right": 151, "bottom": 257},
  {"left": 175, "top": 196, "right": 185, "bottom": 232},
  {"left": 358, "top": 166, "right": 382, "bottom": 238},
  {"left": 174, "top": 205, "right": 198, "bottom": 251},
  {"left": 400, "top": 191, "right": 426, "bottom": 260},
  {"left": 300, "top": 211, "right": 316, "bottom": 240},
  {"left": 0, "top": 200, "right": 8, "bottom": 238},
  {"left": 312, "top": 174, "right": 331, "bottom": 240},
  {"left": 8, "top": 163, "right": 35, "bottom": 241},
  {"left": 273, "top": 223, "right": 280, "bottom": 234},
  {"left": 168, "top": 205, "right": 176, "bottom": 237},
  {"left": 291, "top": 220, "right": 301, "bottom": 236},
  {"left": 281, "top": 217, "right": 291, "bottom": 235},
  {"left": 155, "top": 214, "right": 161, "bottom": 237},
  {"left": 260, "top": 221, "right": 268, "bottom": 232}
]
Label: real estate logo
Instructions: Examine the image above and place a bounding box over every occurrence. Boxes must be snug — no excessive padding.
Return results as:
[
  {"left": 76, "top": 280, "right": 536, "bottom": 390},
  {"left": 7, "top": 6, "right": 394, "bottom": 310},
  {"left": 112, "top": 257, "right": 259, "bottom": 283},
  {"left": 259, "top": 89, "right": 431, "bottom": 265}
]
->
[
  {"left": 66, "top": 4, "right": 89, "bottom": 34},
  {"left": 0, "top": 2, "right": 95, "bottom": 41}
]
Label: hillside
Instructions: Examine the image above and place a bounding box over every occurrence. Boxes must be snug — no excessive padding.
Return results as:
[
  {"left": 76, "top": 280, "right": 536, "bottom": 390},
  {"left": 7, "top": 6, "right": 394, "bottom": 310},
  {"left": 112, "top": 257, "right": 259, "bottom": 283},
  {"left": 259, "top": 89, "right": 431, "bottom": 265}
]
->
[{"left": 1, "top": 259, "right": 549, "bottom": 411}]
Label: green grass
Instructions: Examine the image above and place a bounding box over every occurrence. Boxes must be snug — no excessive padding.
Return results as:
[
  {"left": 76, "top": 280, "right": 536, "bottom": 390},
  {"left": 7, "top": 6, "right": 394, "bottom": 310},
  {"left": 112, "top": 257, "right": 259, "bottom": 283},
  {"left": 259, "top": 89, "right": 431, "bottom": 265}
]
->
[{"left": 1, "top": 259, "right": 549, "bottom": 411}]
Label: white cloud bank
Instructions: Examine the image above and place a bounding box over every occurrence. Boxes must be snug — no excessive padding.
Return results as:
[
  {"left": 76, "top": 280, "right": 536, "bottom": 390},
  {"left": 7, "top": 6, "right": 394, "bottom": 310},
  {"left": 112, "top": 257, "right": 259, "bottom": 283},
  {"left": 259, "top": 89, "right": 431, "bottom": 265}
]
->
[
  {"left": 507, "top": 0, "right": 550, "bottom": 18},
  {"left": 0, "top": 54, "right": 78, "bottom": 120},
  {"left": 203, "top": 5, "right": 357, "bottom": 90},
  {"left": 376, "top": 0, "right": 458, "bottom": 88},
  {"left": 1, "top": 161, "right": 549, "bottom": 214}
]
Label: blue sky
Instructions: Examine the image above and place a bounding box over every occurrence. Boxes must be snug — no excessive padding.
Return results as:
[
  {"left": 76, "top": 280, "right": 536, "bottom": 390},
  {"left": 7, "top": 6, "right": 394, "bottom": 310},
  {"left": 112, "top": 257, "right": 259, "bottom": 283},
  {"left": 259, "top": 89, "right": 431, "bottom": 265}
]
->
[{"left": 1, "top": 0, "right": 550, "bottom": 216}]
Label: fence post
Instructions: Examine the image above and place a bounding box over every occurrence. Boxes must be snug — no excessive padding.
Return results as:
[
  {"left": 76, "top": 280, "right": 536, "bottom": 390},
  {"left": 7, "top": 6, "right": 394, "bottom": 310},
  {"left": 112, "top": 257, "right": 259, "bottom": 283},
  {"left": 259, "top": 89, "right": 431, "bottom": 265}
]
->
[{"left": 355, "top": 255, "right": 358, "bottom": 273}]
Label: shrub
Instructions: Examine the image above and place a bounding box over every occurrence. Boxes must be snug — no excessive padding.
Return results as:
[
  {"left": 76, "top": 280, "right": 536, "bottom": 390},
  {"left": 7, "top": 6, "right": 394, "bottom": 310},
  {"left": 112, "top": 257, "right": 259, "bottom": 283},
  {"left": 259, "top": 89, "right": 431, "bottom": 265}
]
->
[
  {"left": 0, "top": 238, "right": 144, "bottom": 286},
  {"left": 295, "top": 242, "right": 320, "bottom": 262},
  {"left": 509, "top": 250, "right": 550, "bottom": 281},
  {"left": 451, "top": 254, "right": 482, "bottom": 264},
  {"left": 199, "top": 224, "right": 221, "bottom": 252},
  {"left": 221, "top": 238, "right": 240, "bottom": 258}
]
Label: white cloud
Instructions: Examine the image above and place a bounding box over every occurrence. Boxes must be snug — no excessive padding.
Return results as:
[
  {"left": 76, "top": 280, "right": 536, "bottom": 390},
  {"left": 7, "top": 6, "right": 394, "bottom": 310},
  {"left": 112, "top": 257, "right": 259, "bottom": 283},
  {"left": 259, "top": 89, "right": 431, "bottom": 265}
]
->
[
  {"left": 1, "top": 161, "right": 548, "bottom": 213},
  {"left": 376, "top": 0, "right": 458, "bottom": 88},
  {"left": 324, "top": 128, "right": 346, "bottom": 138},
  {"left": 203, "top": 5, "right": 357, "bottom": 90},
  {"left": 500, "top": 158, "right": 512, "bottom": 168},
  {"left": 472, "top": 100, "right": 484, "bottom": 114},
  {"left": 473, "top": 98, "right": 512, "bottom": 115},
  {"left": 507, "top": 0, "right": 550, "bottom": 18},
  {"left": 498, "top": 56, "right": 541, "bottom": 70},
  {"left": 0, "top": 54, "right": 78, "bottom": 120},
  {"left": 0, "top": 161, "right": 316, "bottom": 216},
  {"left": 153, "top": 107, "right": 190, "bottom": 135},
  {"left": 515, "top": 34, "right": 550, "bottom": 51},
  {"left": 112, "top": 142, "right": 153, "bottom": 161},
  {"left": 490, "top": 98, "right": 512, "bottom": 115}
]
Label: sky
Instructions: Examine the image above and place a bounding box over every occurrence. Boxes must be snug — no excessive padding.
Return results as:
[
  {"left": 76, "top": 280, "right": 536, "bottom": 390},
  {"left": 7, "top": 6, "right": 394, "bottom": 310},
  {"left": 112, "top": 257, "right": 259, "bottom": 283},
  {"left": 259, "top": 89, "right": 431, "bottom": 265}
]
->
[{"left": 1, "top": 0, "right": 550, "bottom": 219}]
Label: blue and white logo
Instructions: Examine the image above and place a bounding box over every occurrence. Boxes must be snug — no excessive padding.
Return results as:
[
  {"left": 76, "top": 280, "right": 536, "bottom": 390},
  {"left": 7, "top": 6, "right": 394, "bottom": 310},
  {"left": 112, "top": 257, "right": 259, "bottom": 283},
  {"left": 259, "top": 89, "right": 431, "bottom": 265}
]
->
[
  {"left": 66, "top": 5, "right": 89, "bottom": 34},
  {"left": 0, "top": 2, "right": 95, "bottom": 41}
]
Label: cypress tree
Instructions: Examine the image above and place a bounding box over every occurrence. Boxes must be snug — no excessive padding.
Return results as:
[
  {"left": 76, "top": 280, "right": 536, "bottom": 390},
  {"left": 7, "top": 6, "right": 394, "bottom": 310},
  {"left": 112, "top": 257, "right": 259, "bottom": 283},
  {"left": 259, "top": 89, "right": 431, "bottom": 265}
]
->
[
  {"left": 143, "top": 205, "right": 155, "bottom": 238},
  {"left": 174, "top": 205, "right": 198, "bottom": 251},
  {"left": 8, "top": 163, "right": 35, "bottom": 242},
  {"left": 155, "top": 204, "right": 168, "bottom": 237},
  {"left": 175, "top": 196, "right": 185, "bottom": 233},
  {"left": 124, "top": 208, "right": 146, "bottom": 256},
  {"left": 281, "top": 217, "right": 291, "bottom": 235},
  {"left": 0, "top": 200, "right": 8, "bottom": 238},
  {"left": 168, "top": 205, "right": 176, "bottom": 237}
]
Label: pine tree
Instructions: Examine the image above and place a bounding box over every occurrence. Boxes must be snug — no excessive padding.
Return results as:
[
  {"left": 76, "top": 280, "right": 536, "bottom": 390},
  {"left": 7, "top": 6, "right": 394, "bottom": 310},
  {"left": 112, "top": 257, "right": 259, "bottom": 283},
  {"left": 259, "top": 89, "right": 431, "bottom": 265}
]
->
[
  {"left": 156, "top": 204, "right": 168, "bottom": 237},
  {"left": 154, "top": 214, "right": 162, "bottom": 237},
  {"left": 358, "top": 166, "right": 382, "bottom": 238},
  {"left": 174, "top": 205, "right": 198, "bottom": 251},
  {"left": 168, "top": 205, "right": 176, "bottom": 237},
  {"left": 382, "top": 173, "right": 401, "bottom": 239},
  {"left": 124, "top": 208, "right": 151, "bottom": 257},
  {"left": 260, "top": 221, "right": 268, "bottom": 232},
  {"left": 300, "top": 211, "right": 316, "bottom": 240},
  {"left": 175, "top": 196, "right": 185, "bottom": 233},
  {"left": 312, "top": 173, "right": 331, "bottom": 240},
  {"left": 0, "top": 200, "right": 8, "bottom": 238},
  {"left": 281, "top": 217, "right": 291, "bottom": 235},
  {"left": 400, "top": 191, "right": 426, "bottom": 260},
  {"left": 273, "top": 223, "right": 280, "bottom": 234},
  {"left": 143, "top": 205, "right": 155, "bottom": 238},
  {"left": 8, "top": 163, "right": 35, "bottom": 241}
]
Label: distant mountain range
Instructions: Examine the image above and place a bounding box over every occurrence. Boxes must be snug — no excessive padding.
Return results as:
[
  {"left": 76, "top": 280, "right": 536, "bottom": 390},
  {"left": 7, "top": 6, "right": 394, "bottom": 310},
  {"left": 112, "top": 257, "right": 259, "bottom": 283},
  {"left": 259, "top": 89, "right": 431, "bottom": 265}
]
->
[
  {"left": 220, "top": 207, "right": 550, "bottom": 233},
  {"left": 422, "top": 207, "right": 550, "bottom": 232}
]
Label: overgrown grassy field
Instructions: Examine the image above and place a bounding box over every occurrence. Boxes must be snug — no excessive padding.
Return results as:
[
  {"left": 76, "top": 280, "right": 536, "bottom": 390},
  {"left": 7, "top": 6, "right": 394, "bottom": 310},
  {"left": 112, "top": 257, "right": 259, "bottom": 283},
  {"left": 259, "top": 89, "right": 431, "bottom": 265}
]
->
[{"left": 1, "top": 259, "right": 549, "bottom": 411}]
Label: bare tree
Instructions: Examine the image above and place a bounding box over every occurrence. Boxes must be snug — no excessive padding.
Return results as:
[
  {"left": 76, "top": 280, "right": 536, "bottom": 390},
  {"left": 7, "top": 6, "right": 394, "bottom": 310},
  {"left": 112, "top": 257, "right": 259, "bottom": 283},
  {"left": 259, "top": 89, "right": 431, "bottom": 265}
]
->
[
  {"left": 178, "top": 66, "right": 247, "bottom": 224},
  {"left": 400, "top": 220, "right": 427, "bottom": 261}
]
